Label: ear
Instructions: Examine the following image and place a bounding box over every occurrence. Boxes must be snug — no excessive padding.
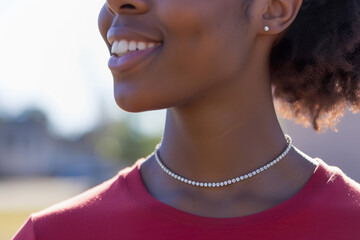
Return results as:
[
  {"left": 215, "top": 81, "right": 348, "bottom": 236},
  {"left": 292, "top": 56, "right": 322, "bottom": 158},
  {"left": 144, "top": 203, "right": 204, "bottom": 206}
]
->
[{"left": 261, "top": 0, "right": 303, "bottom": 34}]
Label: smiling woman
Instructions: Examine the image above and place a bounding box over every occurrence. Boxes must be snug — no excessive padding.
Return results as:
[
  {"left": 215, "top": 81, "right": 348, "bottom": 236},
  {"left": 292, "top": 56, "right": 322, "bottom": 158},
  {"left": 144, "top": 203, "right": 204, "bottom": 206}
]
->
[{"left": 13, "top": 0, "right": 360, "bottom": 239}]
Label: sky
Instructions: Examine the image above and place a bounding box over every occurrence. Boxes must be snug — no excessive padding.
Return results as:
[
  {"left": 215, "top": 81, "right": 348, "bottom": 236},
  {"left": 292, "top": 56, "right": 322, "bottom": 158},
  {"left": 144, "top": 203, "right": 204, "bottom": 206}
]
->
[{"left": 0, "top": 0, "right": 165, "bottom": 138}]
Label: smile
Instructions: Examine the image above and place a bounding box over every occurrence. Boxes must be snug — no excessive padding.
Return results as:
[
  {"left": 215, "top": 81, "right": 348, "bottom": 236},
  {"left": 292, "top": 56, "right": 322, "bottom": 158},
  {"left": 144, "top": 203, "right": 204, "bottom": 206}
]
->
[{"left": 108, "top": 41, "right": 163, "bottom": 73}]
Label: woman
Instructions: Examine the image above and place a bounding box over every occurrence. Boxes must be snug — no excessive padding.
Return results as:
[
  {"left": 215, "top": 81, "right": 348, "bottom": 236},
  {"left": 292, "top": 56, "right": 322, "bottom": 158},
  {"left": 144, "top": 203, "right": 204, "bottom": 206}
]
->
[{"left": 14, "top": 0, "right": 360, "bottom": 239}]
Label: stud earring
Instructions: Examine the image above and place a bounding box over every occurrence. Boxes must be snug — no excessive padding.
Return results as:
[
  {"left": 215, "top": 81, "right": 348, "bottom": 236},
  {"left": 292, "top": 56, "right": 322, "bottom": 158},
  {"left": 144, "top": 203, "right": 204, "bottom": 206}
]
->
[{"left": 264, "top": 26, "right": 270, "bottom": 32}]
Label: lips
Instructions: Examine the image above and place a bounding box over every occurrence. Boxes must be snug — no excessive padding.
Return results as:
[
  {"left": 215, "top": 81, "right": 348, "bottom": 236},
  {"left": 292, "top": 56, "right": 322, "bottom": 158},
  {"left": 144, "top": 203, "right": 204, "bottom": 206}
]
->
[
  {"left": 108, "top": 43, "right": 162, "bottom": 73},
  {"left": 106, "top": 27, "right": 163, "bottom": 73}
]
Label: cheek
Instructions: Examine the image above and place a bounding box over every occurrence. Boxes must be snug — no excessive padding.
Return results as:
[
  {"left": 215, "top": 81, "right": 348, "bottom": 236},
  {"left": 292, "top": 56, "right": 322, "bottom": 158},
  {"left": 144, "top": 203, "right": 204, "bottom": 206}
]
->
[
  {"left": 98, "top": 4, "right": 113, "bottom": 48},
  {"left": 155, "top": 1, "right": 249, "bottom": 91},
  {"left": 112, "top": 0, "right": 250, "bottom": 112}
]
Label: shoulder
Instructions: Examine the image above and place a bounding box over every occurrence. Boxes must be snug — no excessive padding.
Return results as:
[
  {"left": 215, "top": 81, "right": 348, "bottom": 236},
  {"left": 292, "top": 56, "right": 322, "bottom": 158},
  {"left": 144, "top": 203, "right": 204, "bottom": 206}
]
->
[
  {"left": 313, "top": 158, "right": 360, "bottom": 214},
  {"left": 13, "top": 163, "right": 138, "bottom": 240},
  {"left": 34, "top": 164, "right": 135, "bottom": 216},
  {"left": 34, "top": 165, "right": 131, "bottom": 217},
  {"left": 322, "top": 161, "right": 360, "bottom": 199}
]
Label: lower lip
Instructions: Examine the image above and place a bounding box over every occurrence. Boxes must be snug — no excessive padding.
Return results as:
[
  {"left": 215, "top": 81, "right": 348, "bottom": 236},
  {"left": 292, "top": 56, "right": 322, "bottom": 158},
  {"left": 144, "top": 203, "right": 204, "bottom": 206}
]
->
[{"left": 108, "top": 44, "right": 162, "bottom": 73}]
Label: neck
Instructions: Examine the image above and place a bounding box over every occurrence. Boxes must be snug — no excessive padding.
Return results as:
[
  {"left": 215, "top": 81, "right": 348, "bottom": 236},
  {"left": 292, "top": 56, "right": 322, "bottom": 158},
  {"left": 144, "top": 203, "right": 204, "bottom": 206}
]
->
[
  {"left": 157, "top": 67, "right": 288, "bottom": 190},
  {"left": 141, "top": 36, "right": 316, "bottom": 209}
]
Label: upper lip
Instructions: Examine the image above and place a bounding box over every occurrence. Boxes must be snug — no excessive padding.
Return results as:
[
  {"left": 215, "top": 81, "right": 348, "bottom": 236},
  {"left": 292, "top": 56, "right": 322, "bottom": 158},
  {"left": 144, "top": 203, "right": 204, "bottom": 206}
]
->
[{"left": 107, "top": 27, "right": 163, "bottom": 45}]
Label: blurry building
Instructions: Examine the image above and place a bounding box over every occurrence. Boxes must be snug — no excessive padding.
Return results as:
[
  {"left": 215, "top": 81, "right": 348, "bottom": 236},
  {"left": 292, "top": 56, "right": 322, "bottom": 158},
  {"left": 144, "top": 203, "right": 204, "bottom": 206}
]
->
[{"left": 0, "top": 109, "right": 120, "bottom": 183}]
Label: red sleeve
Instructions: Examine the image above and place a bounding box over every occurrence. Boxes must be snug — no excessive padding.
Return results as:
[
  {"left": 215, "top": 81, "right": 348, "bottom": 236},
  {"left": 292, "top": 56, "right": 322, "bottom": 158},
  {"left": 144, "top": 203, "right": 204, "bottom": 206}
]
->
[{"left": 12, "top": 215, "right": 36, "bottom": 240}]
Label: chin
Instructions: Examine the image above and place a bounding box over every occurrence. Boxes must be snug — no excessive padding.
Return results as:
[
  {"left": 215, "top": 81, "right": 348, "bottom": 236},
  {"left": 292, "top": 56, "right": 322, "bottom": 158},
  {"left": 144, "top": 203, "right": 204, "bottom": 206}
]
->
[
  {"left": 113, "top": 81, "right": 195, "bottom": 113},
  {"left": 114, "top": 92, "right": 148, "bottom": 113},
  {"left": 114, "top": 88, "right": 170, "bottom": 113},
  {"left": 113, "top": 81, "right": 146, "bottom": 112},
  {"left": 115, "top": 98, "right": 149, "bottom": 113}
]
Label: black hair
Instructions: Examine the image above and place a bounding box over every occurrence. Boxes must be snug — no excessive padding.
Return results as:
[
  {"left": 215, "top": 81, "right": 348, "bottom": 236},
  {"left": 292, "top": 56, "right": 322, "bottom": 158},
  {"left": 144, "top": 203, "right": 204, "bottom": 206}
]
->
[{"left": 241, "top": 0, "right": 360, "bottom": 133}]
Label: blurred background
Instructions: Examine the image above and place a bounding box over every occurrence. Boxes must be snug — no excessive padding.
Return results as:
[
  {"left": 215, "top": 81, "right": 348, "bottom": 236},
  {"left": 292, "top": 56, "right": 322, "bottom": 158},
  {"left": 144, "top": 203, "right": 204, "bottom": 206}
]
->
[{"left": 0, "top": 0, "right": 359, "bottom": 239}]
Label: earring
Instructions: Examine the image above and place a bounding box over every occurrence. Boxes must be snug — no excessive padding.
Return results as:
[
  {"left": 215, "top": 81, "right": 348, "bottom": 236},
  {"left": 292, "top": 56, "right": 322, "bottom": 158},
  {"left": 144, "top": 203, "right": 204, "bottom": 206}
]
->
[{"left": 264, "top": 26, "right": 270, "bottom": 32}]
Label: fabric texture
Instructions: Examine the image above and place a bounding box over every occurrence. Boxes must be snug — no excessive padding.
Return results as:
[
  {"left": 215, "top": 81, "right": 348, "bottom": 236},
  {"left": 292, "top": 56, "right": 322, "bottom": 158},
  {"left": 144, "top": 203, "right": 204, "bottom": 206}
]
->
[{"left": 13, "top": 157, "right": 360, "bottom": 240}]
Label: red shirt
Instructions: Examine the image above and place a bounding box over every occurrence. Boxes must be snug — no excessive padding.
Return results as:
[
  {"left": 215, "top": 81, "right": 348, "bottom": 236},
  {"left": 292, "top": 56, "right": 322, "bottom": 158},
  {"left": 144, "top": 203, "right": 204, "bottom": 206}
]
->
[{"left": 13, "top": 157, "right": 360, "bottom": 240}]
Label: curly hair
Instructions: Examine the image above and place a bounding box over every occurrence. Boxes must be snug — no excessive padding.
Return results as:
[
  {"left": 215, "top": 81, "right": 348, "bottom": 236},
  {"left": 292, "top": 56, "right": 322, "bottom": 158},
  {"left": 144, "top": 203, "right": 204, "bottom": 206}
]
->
[{"left": 247, "top": 0, "right": 360, "bottom": 133}]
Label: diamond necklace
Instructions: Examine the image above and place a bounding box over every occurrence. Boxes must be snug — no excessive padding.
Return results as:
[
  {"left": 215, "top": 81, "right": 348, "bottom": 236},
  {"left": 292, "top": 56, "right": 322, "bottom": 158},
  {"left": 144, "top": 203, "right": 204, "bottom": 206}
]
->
[{"left": 154, "top": 134, "right": 293, "bottom": 188}]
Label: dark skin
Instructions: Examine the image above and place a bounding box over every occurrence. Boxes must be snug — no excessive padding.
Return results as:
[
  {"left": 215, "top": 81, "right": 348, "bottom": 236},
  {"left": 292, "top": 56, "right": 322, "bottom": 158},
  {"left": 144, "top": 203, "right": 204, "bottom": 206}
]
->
[{"left": 98, "top": 0, "right": 318, "bottom": 218}]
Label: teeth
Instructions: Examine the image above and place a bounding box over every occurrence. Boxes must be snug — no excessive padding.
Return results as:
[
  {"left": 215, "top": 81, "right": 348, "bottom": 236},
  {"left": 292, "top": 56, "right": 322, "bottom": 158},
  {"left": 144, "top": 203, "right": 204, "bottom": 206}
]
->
[
  {"left": 128, "top": 41, "right": 137, "bottom": 51},
  {"left": 111, "top": 40, "right": 161, "bottom": 56},
  {"left": 111, "top": 41, "right": 119, "bottom": 55},
  {"left": 138, "top": 42, "right": 146, "bottom": 50},
  {"left": 118, "top": 40, "right": 128, "bottom": 53}
]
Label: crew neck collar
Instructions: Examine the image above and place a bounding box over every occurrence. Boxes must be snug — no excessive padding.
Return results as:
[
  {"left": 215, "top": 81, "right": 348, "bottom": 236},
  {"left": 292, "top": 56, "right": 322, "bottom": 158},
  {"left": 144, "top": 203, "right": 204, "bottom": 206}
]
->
[{"left": 125, "top": 157, "right": 329, "bottom": 229}]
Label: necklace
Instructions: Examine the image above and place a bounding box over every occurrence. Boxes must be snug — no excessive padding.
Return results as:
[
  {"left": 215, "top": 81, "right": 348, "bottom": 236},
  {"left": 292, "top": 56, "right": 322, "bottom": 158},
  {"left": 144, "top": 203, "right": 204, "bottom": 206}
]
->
[{"left": 154, "top": 134, "right": 293, "bottom": 188}]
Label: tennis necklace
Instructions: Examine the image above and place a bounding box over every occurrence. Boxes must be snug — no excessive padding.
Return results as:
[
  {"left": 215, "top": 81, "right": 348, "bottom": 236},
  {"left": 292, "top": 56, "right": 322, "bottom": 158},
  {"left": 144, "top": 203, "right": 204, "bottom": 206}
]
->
[{"left": 154, "top": 134, "right": 293, "bottom": 188}]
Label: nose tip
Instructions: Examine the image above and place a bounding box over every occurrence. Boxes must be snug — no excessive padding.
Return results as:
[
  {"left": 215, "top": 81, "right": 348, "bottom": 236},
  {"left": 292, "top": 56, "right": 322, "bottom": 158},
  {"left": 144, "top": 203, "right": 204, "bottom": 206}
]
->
[{"left": 106, "top": 0, "right": 149, "bottom": 15}]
